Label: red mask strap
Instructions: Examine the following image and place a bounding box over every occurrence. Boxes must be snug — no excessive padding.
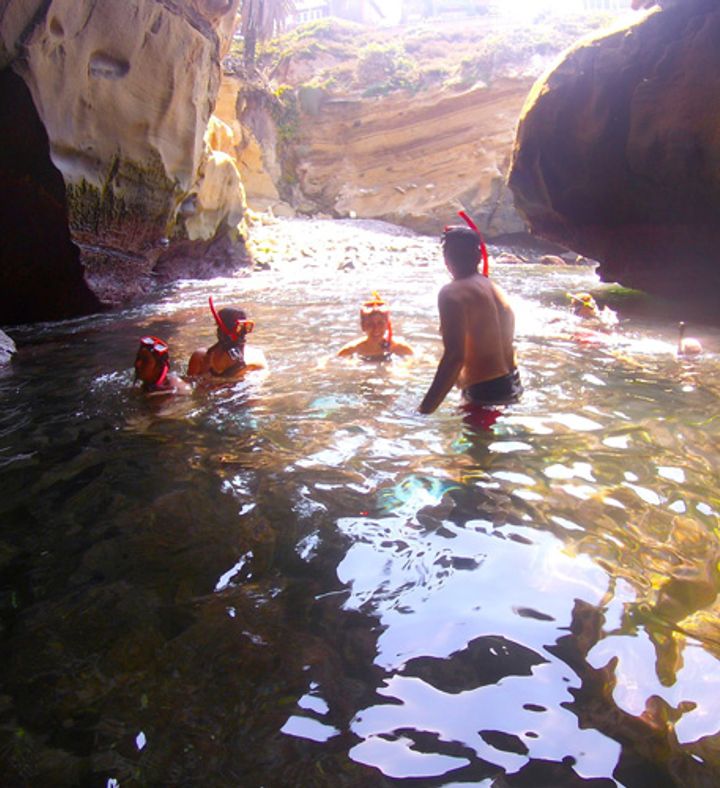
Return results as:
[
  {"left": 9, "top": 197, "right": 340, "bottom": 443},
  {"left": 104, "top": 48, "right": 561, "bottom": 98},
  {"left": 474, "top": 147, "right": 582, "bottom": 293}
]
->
[
  {"left": 458, "top": 210, "right": 489, "bottom": 277},
  {"left": 155, "top": 362, "right": 169, "bottom": 387},
  {"left": 209, "top": 296, "right": 239, "bottom": 342}
]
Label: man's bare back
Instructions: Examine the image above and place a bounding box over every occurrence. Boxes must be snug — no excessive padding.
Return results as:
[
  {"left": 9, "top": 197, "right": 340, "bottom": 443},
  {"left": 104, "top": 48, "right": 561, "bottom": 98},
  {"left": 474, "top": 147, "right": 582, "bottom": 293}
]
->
[{"left": 419, "top": 225, "right": 520, "bottom": 414}]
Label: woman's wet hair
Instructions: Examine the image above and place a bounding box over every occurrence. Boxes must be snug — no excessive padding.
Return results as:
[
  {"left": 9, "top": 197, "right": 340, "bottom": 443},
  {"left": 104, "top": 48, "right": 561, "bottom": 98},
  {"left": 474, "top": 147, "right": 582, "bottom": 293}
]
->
[
  {"left": 219, "top": 307, "right": 247, "bottom": 328},
  {"left": 216, "top": 307, "right": 249, "bottom": 350},
  {"left": 442, "top": 225, "right": 482, "bottom": 270}
]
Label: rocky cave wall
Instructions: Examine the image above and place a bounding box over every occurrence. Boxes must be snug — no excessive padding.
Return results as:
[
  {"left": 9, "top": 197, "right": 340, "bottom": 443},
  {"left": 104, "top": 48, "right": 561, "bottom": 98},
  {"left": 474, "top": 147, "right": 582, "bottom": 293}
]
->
[
  {"left": 0, "top": 0, "right": 246, "bottom": 324},
  {"left": 0, "top": 68, "right": 100, "bottom": 323},
  {"left": 509, "top": 0, "right": 720, "bottom": 303}
]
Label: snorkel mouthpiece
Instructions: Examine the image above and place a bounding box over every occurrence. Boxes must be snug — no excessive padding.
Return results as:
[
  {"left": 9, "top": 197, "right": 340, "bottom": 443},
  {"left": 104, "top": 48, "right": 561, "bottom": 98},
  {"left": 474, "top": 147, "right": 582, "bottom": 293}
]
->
[{"left": 457, "top": 210, "right": 489, "bottom": 277}]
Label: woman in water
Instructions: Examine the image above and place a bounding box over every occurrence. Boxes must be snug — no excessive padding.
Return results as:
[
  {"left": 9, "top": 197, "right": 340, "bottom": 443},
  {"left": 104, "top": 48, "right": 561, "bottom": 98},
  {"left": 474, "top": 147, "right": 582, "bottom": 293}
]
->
[
  {"left": 134, "top": 335, "right": 191, "bottom": 396},
  {"left": 187, "top": 297, "right": 267, "bottom": 380},
  {"left": 338, "top": 293, "right": 414, "bottom": 361}
]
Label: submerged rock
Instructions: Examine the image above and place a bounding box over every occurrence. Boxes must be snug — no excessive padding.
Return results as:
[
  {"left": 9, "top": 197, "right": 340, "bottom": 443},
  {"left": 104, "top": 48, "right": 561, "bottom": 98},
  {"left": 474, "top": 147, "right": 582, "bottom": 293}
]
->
[{"left": 0, "top": 329, "right": 15, "bottom": 364}]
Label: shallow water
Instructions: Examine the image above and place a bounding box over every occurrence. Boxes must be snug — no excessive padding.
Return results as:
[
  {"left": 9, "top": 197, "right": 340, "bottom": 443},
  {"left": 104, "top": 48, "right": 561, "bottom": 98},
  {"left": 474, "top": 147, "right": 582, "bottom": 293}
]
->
[{"left": 1, "top": 217, "right": 720, "bottom": 786}]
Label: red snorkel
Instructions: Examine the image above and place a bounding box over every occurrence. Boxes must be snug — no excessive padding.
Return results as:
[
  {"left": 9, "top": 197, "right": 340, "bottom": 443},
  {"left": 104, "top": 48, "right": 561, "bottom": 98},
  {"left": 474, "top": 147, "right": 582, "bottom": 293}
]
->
[
  {"left": 209, "top": 296, "right": 239, "bottom": 342},
  {"left": 211, "top": 294, "right": 256, "bottom": 337},
  {"left": 137, "top": 336, "right": 170, "bottom": 388},
  {"left": 155, "top": 359, "right": 169, "bottom": 387},
  {"left": 458, "top": 210, "right": 489, "bottom": 277}
]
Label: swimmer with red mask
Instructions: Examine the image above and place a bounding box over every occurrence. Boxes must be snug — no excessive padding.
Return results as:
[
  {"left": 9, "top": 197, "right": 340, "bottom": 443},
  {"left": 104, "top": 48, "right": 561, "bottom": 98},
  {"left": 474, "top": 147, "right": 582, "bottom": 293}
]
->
[
  {"left": 134, "top": 336, "right": 191, "bottom": 396},
  {"left": 187, "top": 297, "right": 267, "bottom": 380},
  {"left": 338, "top": 292, "right": 414, "bottom": 361}
]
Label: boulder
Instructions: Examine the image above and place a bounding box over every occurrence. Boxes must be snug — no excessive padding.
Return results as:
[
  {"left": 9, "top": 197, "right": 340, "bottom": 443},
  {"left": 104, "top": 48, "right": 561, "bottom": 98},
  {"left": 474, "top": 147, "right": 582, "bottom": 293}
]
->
[
  {"left": 509, "top": 0, "right": 720, "bottom": 304},
  {"left": 494, "top": 252, "right": 527, "bottom": 265},
  {"left": 539, "top": 254, "right": 569, "bottom": 266}
]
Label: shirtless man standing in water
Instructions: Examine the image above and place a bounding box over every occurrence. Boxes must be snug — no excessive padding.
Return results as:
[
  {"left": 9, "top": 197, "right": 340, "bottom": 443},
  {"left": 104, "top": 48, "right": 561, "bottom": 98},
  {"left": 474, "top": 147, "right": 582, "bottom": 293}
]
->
[{"left": 419, "top": 225, "right": 522, "bottom": 414}]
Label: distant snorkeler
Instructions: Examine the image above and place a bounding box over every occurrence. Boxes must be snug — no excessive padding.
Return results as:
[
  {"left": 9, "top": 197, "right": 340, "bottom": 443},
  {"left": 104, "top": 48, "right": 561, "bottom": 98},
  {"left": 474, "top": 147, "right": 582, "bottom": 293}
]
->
[
  {"left": 187, "top": 297, "right": 267, "bottom": 380},
  {"left": 134, "top": 335, "right": 191, "bottom": 396},
  {"left": 338, "top": 292, "right": 414, "bottom": 361},
  {"left": 677, "top": 321, "right": 702, "bottom": 356},
  {"left": 567, "top": 291, "right": 618, "bottom": 329}
]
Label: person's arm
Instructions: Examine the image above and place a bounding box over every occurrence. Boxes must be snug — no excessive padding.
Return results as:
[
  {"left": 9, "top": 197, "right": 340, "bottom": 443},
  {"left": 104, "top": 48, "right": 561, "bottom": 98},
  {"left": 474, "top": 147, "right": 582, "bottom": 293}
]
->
[
  {"left": 168, "top": 373, "right": 192, "bottom": 395},
  {"left": 391, "top": 338, "right": 414, "bottom": 356},
  {"left": 187, "top": 349, "right": 207, "bottom": 376},
  {"left": 337, "top": 338, "right": 362, "bottom": 357},
  {"left": 418, "top": 291, "right": 465, "bottom": 414}
]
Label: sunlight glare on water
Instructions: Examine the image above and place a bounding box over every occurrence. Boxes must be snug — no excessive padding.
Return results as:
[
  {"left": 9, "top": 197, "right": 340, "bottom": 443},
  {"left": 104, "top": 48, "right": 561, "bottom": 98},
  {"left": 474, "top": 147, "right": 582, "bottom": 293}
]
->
[{"left": 1, "top": 217, "right": 719, "bottom": 785}]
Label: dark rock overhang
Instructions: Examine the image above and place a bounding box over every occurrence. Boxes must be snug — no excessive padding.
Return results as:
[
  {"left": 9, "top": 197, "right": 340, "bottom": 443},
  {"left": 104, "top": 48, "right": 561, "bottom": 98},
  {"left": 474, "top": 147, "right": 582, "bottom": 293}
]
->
[{"left": 508, "top": 0, "right": 720, "bottom": 306}]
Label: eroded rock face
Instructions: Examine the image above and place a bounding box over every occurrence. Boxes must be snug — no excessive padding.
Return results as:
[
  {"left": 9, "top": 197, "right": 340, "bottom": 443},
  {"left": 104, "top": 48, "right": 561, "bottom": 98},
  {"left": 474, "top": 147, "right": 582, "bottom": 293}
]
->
[
  {"left": 292, "top": 83, "right": 532, "bottom": 236},
  {"left": 225, "top": 76, "right": 532, "bottom": 237},
  {"left": 1, "top": 0, "right": 244, "bottom": 321},
  {"left": 509, "top": 0, "right": 720, "bottom": 302},
  {"left": 215, "top": 79, "right": 282, "bottom": 208}
]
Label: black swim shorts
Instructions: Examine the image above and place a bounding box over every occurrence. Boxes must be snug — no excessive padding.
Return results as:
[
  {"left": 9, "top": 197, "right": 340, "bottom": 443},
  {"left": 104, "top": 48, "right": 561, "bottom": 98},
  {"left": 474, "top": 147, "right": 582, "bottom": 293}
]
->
[{"left": 462, "top": 369, "right": 523, "bottom": 406}]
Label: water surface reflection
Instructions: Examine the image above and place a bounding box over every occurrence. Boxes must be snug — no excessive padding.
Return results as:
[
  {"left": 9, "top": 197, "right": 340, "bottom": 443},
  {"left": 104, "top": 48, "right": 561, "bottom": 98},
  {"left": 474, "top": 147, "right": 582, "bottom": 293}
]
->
[{"left": 1, "top": 218, "right": 719, "bottom": 786}]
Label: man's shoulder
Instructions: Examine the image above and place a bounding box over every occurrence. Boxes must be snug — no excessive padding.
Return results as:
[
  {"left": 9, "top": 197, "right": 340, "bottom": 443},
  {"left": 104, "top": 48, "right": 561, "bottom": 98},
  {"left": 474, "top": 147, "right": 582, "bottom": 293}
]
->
[
  {"left": 439, "top": 275, "right": 486, "bottom": 302},
  {"left": 438, "top": 279, "right": 466, "bottom": 299}
]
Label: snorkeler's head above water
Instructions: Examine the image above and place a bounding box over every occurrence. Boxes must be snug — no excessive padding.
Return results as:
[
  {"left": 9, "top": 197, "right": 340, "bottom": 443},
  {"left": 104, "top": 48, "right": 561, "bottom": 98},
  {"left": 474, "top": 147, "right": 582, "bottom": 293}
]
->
[
  {"left": 568, "top": 292, "right": 600, "bottom": 319},
  {"left": 209, "top": 297, "right": 254, "bottom": 350},
  {"left": 134, "top": 335, "right": 170, "bottom": 387},
  {"left": 360, "top": 292, "right": 392, "bottom": 344},
  {"left": 338, "top": 292, "right": 413, "bottom": 360},
  {"left": 186, "top": 297, "right": 266, "bottom": 379},
  {"left": 442, "top": 211, "right": 489, "bottom": 278}
]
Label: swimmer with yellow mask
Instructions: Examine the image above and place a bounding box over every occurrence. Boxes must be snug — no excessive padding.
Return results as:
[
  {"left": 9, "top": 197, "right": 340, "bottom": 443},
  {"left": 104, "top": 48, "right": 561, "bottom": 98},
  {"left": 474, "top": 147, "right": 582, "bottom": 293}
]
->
[
  {"left": 568, "top": 291, "right": 619, "bottom": 329},
  {"left": 338, "top": 292, "right": 414, "bottom": 361}
]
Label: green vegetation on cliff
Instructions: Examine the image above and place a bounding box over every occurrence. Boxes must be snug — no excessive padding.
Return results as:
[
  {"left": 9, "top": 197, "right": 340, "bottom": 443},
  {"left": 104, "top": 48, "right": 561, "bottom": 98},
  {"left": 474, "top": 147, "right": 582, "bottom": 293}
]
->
[{"left": 239, "top": 12, "right": 623, "bottom": 98}]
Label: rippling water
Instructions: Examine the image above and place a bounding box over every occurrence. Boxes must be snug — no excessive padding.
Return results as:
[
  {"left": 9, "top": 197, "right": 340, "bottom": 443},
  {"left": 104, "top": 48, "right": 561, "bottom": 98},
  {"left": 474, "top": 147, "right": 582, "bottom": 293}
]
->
[{"left": 1, "top": 218, "right": 719, "bottom": 786}]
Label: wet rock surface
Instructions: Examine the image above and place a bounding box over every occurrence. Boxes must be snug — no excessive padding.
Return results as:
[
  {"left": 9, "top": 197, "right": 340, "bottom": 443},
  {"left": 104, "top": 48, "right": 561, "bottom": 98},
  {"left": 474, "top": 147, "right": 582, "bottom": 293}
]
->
[
  {"left": 0, "top": 329, "right": 15, "bottom": 364},
  {"left": 1, "top": 0, "right": 245, "bottom": 320},
  {"left": 509, "top": 0, "right": 720, "bottom": 305}
]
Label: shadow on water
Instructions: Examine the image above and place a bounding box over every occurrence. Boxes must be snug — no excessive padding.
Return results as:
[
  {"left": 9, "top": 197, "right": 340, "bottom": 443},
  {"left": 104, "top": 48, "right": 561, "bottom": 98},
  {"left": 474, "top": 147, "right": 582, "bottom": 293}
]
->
[{"left": 1, "top": 218, "right": 720, "bottom": 786}]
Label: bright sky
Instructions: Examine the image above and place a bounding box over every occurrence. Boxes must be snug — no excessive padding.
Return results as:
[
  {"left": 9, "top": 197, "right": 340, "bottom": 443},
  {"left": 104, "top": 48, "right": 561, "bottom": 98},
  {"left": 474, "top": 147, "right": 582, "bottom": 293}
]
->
[
  {"left": 374, "top": 0, "right": 633, "bottom": 26},
  {"left": 499, "top": 0, "right": 630, "bottom": 20}
]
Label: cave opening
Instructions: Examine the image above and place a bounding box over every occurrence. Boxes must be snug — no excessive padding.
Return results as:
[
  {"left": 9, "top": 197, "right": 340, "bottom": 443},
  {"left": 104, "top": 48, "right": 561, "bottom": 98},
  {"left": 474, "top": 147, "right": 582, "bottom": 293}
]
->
[{"left": 0, "top": 68, "right": 100, "bottom": 325}]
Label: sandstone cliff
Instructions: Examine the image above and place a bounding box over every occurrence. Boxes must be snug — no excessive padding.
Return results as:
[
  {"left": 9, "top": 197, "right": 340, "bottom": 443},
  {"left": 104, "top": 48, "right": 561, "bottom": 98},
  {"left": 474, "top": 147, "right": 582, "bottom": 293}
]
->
[
  {"left": 282, "top": 81, "right": 530, "bottom": 237},
  {"left": 221, "top": 15, "right": 619, "bottom": 239},
  {"left": 509, "top": 0, "right": 720, "bottom": 304},
  {"left": 0, "top": 0, "right": 245, "bottom": 323}
]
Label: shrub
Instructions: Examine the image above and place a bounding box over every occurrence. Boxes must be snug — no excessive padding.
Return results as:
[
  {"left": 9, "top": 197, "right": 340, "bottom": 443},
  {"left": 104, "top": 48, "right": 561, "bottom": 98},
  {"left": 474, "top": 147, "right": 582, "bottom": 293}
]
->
[{"left": 356, "top": 42, "right": 417, "bottom": 95}]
